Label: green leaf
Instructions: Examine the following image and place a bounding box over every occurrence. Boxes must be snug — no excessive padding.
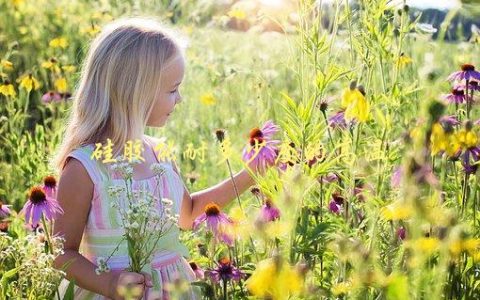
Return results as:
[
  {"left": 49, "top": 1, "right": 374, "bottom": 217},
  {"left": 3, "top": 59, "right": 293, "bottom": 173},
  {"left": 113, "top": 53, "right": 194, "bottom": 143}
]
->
[{"left": 61, "top": 280, "right": 76, "bottom": 300}]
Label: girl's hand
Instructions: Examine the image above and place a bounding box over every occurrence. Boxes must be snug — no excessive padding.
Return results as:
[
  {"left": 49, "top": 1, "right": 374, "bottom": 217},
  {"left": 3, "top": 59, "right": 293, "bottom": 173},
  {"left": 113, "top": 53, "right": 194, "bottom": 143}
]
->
[{"left": 108, "top": 270, "right": 153, "bottom": 300}]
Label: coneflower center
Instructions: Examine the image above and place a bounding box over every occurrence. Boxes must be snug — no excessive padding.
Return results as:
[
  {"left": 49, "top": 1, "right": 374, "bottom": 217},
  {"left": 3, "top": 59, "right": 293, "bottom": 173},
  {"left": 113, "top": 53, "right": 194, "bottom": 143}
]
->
[
  {"left": 189, "top": 262, "right": 199, "bottom": 271},
  {"left": 29, "top": 187, "right": 47, "bottom": 204},
  {"left": 205, "top": 203, "right": 220, "bottom": 216},
  {"left": 332, "top": 192, "right": 344, "bottom": 205},
  {"left": 452, "top": 89, "right": 465, "bottom": 96},
  {"left": 43, "top": 175, "right": 57, "bottom": 188},
  {"left": 461, "top": 64, "right": 475, "bottom": 72}
]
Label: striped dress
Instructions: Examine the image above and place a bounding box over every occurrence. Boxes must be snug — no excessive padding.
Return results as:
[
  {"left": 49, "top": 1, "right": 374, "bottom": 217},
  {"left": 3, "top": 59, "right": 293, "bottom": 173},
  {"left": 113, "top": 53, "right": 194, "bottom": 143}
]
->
[{"left": 57, "top": 136, "right": 199, "bottom": 300}]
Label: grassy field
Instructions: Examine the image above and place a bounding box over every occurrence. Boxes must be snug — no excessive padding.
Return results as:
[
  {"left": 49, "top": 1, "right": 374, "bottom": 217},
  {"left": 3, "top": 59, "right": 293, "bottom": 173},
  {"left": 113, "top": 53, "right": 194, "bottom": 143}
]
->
[{"left": 1, "top": 0, "right": 480, "bottom": 299}]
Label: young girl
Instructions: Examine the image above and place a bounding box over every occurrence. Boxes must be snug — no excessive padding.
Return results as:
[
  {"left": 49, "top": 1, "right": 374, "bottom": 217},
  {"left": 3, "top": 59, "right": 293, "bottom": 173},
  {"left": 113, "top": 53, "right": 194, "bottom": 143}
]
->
[{"left": 53, "top": 17, "right": 257, "bottom": 299}]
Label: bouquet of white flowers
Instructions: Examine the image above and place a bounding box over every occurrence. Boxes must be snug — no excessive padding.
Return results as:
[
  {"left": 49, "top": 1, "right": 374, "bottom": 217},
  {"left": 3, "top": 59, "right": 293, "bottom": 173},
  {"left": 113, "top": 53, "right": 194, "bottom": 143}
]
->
[{"left": 98, "top": 158, "right": 179, "bottom": 274}]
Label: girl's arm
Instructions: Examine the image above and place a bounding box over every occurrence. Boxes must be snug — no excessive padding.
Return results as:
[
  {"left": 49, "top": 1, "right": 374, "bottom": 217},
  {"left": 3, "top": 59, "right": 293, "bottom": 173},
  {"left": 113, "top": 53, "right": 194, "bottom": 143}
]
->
[
  {"left": 52, "top": 158, "right": 116, "bottom": 297},
  {"left": 177, "top": 164, "right": 255, "bottom": 230},
  {"left": 53, "top": 159, "right": 151, "bottom": 299}
]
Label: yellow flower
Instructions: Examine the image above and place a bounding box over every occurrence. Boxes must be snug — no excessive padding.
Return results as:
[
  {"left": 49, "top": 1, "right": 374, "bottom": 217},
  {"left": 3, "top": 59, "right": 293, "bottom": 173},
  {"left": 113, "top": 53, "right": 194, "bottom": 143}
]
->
[
  {"left": 342, "top": 86, "right": 369, "bottom": 122},
  {"left": 396, "top": 53, "right": 412, "bottom": 69},
  {"left": 332, "top": 281, "right": 352, "bottom": 296},
  {"left": 430, "top": 123, "right": 447, "bottom": 155},
  {"left": 18, "top": 26, "right": 28, "bottom": 35},
  {"left": 380, "top": 203, "right": 412, "bottom": 220},
  {"left": 413, "top": 237, "right": 440, "bottom": 254},
  {"left": 62, "top": 65, "right": 76, "bottom": 73},
  {"left": 17, "top": 74, "right": 40, "bottom": 92},
  {"left": 456, "top": 128, "right": 478, "bottom": 149},
  {"left": 227, "top": 9, "right": 247, "bottom": 20},
  {"left": 1, "top": 60, "right": 13, "bottom": 71},
  {"left": 49, "top": 37, "right": 68, "bottom": 49},
  {"left": 0, "top": 82, "right": 16, "bottom": 97},
  {"left": 81, "top": 24, "right": 101, "bottom": 37},
  {"left": 42, "top": 59, "right": 61, "bottom": 73},
  {"left": 450, "top": 238, "right": 480, "bottom": 256},
  {"left": 263, "top": 220, "right": 291, "bottom": 240},
  {"left": 54, "top": 77, "right": 68, "bottom": 93},
  {"left": 225, "top": 207, "right": 252, "bottom": 240},
  {"left": 200, "top": 93, "right": 216, "bottom": 105},
  {"left": 246, "top": 258, "right": 303, "bottom": 300}
]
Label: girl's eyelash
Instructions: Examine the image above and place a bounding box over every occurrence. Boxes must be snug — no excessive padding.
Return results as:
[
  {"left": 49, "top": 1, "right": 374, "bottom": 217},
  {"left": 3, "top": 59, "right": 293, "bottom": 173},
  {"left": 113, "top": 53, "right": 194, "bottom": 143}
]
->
[{"left": 170, "top": 89, "right": 177, "bottom": 94}]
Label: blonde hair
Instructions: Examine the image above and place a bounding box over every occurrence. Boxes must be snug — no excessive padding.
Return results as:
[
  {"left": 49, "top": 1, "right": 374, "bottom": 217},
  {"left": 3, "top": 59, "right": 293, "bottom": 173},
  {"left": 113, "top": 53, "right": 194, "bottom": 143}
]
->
[{"left": 52, "top": 17, "right": 186, "bottom": 171}]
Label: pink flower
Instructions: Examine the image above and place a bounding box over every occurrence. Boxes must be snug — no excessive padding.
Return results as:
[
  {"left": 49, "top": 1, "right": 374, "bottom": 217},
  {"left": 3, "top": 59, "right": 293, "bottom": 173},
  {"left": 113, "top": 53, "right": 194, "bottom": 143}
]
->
[
  {"left": 397, "top": 226, "right": 406, "bottom": 240},
  {"left": 447, "top": 64, "right": 480, "bottom": 82},
  {"left": 442, "top": 87, "right": 465, "bottom": 104},
  {"left": 440, "top": 115, "right": 460, "bottom": 126},
  {"left": 206, "top": 257, "right": 245, "bottom": 283},
  {"left": 189, "top": 261, "right": 205, "bottom": 280},
  {"left": 391, "top": 166, "right": 403, "bottom": 189},
  {"left": 242, "top": 120, "right": 281, "bottom": 171},
  {"left": 41, "top": 91, "right": 62, "bottom": 104},
  {"left": 0, "top": 201, "right": 11, "bottom": 218},
  {"left": 193, "top": 203, "right": 234, "bottom": 246},
  {"left": 42, "top": 175, "right": 57, "bottom": 199},
  {"left": 329, "top": 192, "right": 344, "bottom": 214},
  {"left": 21, "top": 186, "right": 63, "bottom": 227},
  {"left": 259, "top": 199, "right": 280, "bottom": 222}
]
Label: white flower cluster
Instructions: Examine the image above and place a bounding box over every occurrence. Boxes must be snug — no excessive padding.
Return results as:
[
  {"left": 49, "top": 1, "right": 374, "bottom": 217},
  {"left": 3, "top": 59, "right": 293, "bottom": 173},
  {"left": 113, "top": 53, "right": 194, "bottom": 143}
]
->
[
  {"left": 0, "top": 233, "right": 66, "bottom": 298},
  {"left": 95, "top": 257, "right": 111, "bottom": 275},
  {"left": 150, "top": 163, "right": 167, "bottom": 177},
  {"left": 102, "top": 172, "right": 180, "bottom": 272},
  {"left": 107, "top": 185, "right": 126, "bottom": 199},
  {"left": 110, "top": 155, "right": 143, "bottom": 180}
]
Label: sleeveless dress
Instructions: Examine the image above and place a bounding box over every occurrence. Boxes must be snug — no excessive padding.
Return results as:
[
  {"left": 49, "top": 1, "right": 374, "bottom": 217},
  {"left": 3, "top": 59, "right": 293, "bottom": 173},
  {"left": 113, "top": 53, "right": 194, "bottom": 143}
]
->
[{"left": 57, "top": 136, "right": 199, "bottom": 300}]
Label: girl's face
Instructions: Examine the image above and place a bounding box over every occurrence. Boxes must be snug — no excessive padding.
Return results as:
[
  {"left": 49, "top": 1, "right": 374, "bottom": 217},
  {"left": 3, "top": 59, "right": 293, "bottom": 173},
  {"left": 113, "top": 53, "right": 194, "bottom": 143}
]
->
[{"left": 147, "top": 55, "right": 185, "bottom": 127}]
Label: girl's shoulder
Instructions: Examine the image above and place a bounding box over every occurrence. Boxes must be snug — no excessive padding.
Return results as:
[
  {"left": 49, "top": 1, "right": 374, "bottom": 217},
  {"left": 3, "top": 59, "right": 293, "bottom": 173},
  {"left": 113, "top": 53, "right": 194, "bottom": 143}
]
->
[{"left": 65, "top": 143, "right": 104, "bottom": 184}]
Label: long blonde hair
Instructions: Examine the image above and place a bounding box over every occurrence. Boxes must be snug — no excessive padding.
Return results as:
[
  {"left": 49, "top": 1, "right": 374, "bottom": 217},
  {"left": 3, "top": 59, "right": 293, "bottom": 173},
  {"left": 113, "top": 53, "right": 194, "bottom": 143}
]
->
[{"left": 52, "top": 17, "right": 185, "bottom": 171}]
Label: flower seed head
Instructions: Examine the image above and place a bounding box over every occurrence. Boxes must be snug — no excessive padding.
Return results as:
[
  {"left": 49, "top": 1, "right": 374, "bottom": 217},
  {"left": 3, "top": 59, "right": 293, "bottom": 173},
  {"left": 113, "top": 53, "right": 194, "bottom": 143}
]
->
[
  {"left": 204, "top": 203, "right": 220, "bottom": 216},
  {"left": 461, "top": 64, "right": 475, "bottom": 72},
  {"left": 29, "top": 186, "right": 47, "bottom": 204},
  {"left": 349, "top": 80, "right": 357, "bottom": 90},
  {"left": 215, "top": 129, "right": 226, "bottom": 142},
  {"left": 43, "top": 175, "right": 57, "bottom": 188}
]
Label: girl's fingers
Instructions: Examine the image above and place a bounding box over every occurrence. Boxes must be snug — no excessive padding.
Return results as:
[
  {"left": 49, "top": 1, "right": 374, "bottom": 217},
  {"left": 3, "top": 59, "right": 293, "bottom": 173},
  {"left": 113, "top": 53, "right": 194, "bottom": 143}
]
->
[{"left": 140, "top": 272, "right": 154, "bottom": 287}]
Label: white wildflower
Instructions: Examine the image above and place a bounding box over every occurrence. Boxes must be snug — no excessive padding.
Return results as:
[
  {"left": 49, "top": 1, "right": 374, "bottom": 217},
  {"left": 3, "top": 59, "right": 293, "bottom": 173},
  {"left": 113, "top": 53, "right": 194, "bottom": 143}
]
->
[
  {"left": 150, "top": 163, "right": 166, "bottom": 176},
  {"left": 161, "top": 198, "right": 173, "bottom": 207}
]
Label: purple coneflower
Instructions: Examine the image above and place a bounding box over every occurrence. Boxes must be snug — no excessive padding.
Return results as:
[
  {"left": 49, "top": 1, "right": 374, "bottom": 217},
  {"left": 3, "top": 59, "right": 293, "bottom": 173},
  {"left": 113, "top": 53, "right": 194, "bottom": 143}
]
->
[
  {"left": 242, "top": 120, "right": 281, "bottom": 171},
  {"left": 320, "top": 172, "right": 339, "bottom": 184},
  {"left": 469, "top": 80, "right": 480, "bottom": 92},
  {"left": 193, "top": 203, "right": 234, "bottom": 246},
  {"left": 259, "top": 199, "right": 280, "bottom": 222},
  {"left": 0, "top": 201, "right": 11, "bottom": 218},
  {"left": 21, "top": 186, "right": 63, "bottom": 227},
  {"left": 448, "top": 64, "right": 480, "bottom": 82},
  {"left": 189, "top": 261, "right": 205, "bottom": 280},
  {"left": 462, "top": 147, "right": 480, "bottom": 174},
  {"left": 440, "top": 115, "right": 460, "bottom": 126},
  {"left": 442, "top": 88, "right": 465, "bottom": 104},
  {"left": 397, "top": 226, "right": 406, "bottom": 240},
  {"left": 391, "top": 166, "right": 403, "bottom": 189},
  {"left": 328, "top": 192, "right": 344, "bottom": 214},
  {"left": 328, "top": 110, "right": 348, "bottom": 129},
  {"left": 43, "top": 175, "right": 57, "bottom": 199},
  {"left": 41, "top": 91, "right": 62, "bottom": 103},
  {"left": 206, "top": 257, "right": 245, "bottom": 283}
]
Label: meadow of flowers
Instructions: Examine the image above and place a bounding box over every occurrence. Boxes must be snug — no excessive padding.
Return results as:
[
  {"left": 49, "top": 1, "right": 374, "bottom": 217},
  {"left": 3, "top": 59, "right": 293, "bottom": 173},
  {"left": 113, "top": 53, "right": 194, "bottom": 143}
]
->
[{"left": 1, "top": 0, "right": 480, "bottom": 299}]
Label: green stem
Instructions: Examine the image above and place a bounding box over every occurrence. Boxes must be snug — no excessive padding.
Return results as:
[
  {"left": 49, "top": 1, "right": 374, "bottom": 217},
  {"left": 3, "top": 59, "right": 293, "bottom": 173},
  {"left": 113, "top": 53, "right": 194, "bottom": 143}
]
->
[
  {"left": 225, "top": 158, "right": 243, "bottom": 211},
  {"left": 41, "top": 215, "right": 54, "bottom": 255}
]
